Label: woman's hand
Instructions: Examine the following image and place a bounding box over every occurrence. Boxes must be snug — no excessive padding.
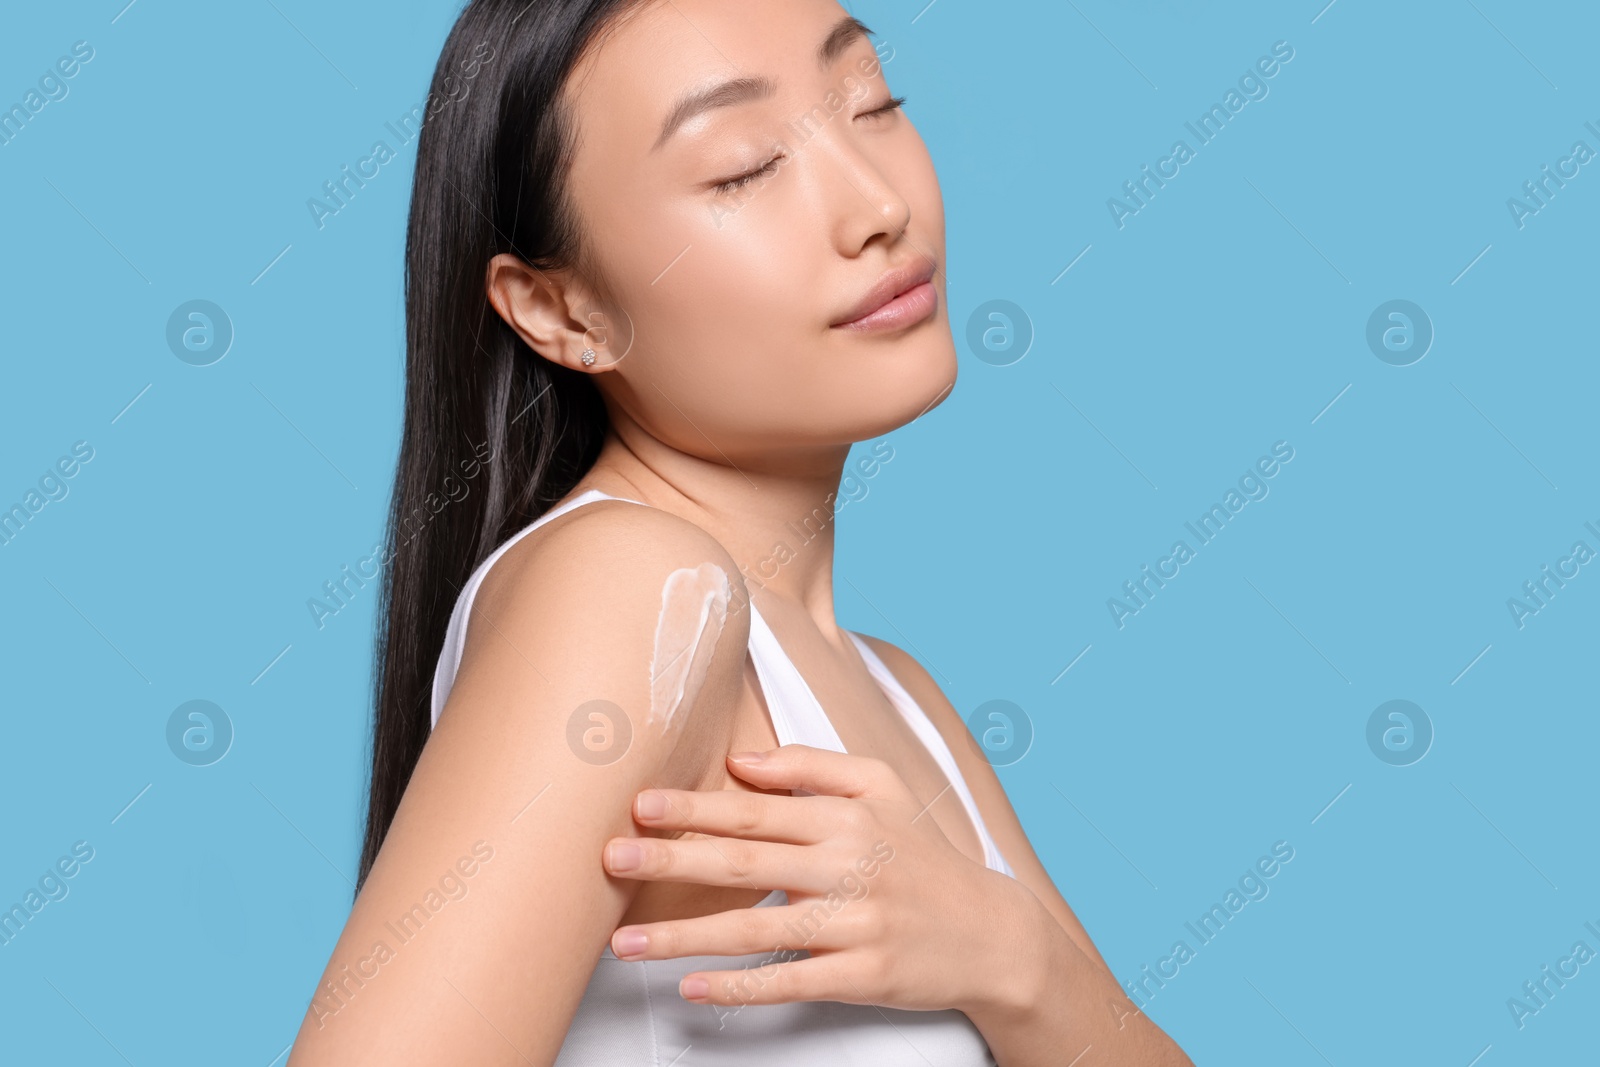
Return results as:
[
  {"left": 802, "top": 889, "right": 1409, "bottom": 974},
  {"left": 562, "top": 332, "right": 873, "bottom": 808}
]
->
[{"left": 599, "top": 743, "right": 1046, "bottom": 1017}]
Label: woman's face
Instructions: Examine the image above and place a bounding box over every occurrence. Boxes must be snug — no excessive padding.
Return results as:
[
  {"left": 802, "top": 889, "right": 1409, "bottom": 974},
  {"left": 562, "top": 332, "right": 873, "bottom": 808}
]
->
[{"left": 557, "top": 0, "right": 956, "bottom": 460}]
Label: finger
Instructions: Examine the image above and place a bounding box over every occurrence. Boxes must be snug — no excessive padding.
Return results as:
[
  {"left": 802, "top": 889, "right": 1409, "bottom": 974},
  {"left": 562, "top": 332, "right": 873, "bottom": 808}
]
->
[
  {"left": 724, "top": 744, "right": 903, "bottom": 800},
  {"left": 602, "top": 834, "right": 830, "bottom": 892},
  {"left": 633, "top": 787, "right": 843, "bottom": 844},
  {"left": 610, "top": 898, "right": 864, "bottom": 961},
  {"left": 680, "top": 954, "right": 861, "bottom": 1007}
]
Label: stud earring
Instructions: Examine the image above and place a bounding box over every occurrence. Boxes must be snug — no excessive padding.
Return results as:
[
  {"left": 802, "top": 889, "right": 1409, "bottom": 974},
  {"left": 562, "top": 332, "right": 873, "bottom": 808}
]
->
[{"left": 580, "top": 348, "right": 596, "bottom": 367}]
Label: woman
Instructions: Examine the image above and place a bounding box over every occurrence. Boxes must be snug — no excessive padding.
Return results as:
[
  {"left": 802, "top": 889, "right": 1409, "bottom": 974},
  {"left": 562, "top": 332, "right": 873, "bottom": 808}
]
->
[{"left": 289, "top": 1, "right": 1191, "bottom": 1063}]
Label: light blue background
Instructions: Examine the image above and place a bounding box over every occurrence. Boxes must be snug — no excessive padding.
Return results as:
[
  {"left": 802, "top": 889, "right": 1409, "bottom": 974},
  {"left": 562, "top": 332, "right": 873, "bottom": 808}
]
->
[{"left": 2, "top": 1, "right": 1596, "bottom": 1063}]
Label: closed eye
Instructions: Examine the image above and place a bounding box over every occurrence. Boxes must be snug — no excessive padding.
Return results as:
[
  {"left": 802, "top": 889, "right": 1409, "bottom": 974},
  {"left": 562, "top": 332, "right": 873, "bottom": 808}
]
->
[
  {"left": 861, "top": 94, "right": 906, "bottom": 120},
  {"left": 712, "top": 154, "right": 786, "bottom": 195},
  {"left": 708, "top": 96, "right": 907, "bottom": 196}
]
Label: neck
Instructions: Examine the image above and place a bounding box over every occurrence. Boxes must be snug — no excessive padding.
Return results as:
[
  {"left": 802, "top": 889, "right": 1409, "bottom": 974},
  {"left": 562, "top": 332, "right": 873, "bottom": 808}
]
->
[{"left": 583, "top": 420, "right": 850, "bottom": 641}]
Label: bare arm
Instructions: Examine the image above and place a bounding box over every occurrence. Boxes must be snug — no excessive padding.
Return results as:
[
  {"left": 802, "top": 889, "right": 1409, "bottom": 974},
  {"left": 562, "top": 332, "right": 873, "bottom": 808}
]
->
[{"left": 288, "top": 503, "right": 750, "bottom": 1067}]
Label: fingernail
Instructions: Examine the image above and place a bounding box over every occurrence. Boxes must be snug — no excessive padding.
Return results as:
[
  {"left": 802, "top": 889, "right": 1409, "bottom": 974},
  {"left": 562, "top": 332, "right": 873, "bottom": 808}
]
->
[
  {"left": 729, "top": 751, "right": 766, "bottom": 763},
  {"left": 636, "top": 791, "right": 667, "bottom": 820},
  {"left": 606, "top": 841, "right": 643, "bottom": 872},
  {"left": 680, "top": 976, "right": 710, "bottom": 1000},
  {"left": 612, "top": 929, "right": 648, "bottom": 959}
]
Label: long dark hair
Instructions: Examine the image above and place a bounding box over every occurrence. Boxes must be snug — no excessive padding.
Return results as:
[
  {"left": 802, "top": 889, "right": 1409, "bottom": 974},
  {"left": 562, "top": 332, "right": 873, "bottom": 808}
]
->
[{"left": 357, "top": 0, "right": 643, "bottom": 894}]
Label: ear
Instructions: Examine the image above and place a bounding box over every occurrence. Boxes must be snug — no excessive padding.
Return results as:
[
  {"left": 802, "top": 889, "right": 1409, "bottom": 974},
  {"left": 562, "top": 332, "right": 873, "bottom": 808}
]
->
[{"left": 484, "top": 253, "right": 611, "bottom": 372}]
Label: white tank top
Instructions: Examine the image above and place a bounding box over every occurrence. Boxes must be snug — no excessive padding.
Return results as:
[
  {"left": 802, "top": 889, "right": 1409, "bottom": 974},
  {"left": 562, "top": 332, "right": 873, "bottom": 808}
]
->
[{"left": 430, "top": 488, "right": 1013, "bottom": 1065}]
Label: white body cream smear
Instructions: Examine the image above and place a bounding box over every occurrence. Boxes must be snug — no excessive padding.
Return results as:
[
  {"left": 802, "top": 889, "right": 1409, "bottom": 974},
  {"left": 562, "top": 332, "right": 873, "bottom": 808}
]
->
[{"left": 647, "top": 563, "right": 732, "bottom": 733}]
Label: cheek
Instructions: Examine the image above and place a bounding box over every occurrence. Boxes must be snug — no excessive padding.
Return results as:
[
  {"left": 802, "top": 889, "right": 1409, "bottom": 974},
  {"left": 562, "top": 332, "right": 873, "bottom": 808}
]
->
[
  {"left": 622, "top": 211, "right": 821, "bottom": 379},
  {"left": 599, "top": 239, "right": 831, "bottom": 444}
]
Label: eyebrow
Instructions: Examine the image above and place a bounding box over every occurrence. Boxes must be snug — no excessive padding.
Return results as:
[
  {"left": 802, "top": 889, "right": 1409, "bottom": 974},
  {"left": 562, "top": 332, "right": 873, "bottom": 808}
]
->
[{"left": 651, "top": 16, "right": 876, "bottom": 151}]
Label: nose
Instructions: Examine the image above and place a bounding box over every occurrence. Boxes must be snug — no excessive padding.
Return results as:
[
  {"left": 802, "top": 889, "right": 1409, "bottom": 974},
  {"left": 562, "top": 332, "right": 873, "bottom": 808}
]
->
[{"left": 815, "top": 126, "right": 913, "bottom": 255}]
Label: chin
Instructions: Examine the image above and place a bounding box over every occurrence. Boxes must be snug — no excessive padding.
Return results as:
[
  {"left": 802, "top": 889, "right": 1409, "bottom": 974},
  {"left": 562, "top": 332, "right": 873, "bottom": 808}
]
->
[{"left": 846, "top": 331, "right": 959, "bottom": 439}]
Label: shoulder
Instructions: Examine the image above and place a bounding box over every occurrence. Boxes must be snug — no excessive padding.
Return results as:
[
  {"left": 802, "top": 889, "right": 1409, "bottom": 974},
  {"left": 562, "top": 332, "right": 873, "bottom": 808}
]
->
[
  {"left": 851, "top": 632, "right": 1021, "bottom": 850},
  {"left": 480, "top": 495, "right": 747, "bottom": 619},
  {"left": 853, "top": 631, "right": 1112, "bottom": 969},
  {"left": 852, "top": 632, "right": 974, "bottom": 758},
  {"left": 445, "top": 495, "right": 753, "bottom": 763}
]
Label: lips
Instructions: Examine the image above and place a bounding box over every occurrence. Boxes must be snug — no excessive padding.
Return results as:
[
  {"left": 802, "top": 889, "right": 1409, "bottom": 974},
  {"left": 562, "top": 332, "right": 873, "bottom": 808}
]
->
[{"left": 830, "top": 255, "right": 939, "bottom": 329}]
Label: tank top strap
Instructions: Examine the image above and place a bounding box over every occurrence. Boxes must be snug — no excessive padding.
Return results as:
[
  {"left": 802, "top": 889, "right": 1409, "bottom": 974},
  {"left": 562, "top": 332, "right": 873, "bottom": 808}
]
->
[
  {"left": 430, "top": 488, "right": 648, "bottom": 728},
  {"left": 846, "top": 633, "right": 1016, "bottom": 877},
  {"left": 744, "top": 601, "right": 847, "bottom": 756}
]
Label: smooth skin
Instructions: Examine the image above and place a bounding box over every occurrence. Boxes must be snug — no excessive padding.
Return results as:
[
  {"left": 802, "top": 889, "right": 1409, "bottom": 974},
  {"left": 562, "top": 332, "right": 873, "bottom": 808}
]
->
[{"left": 289, "top": 1, "right": 1190, "bottom": 1064}]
